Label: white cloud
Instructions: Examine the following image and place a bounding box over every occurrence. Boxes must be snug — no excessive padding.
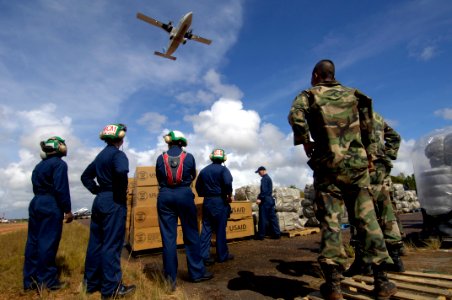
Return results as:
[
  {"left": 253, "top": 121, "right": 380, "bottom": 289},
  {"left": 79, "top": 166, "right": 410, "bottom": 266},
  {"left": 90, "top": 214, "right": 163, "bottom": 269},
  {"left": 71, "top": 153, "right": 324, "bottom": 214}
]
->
[
  {"left": 175, "top": 69, "right": 243, "bottom": 106},
  {"left": 0, "top": 1, "right": 244, "bottom": 131},
  {"left": 188, "top": 98, "right": 260, "bottom": 152},
  {"left": 408, "top": 43, "right": 439, "bottom": 61},
  {"left": 137, "top": 112, "right": 167, "bottom": 133},
  {"left": 203, "top": 69, "right": 244, "bottom": 100},
  {"left": 0, "top": 98, "right": 419, "bottom": 219},
  {"left": 391, "top": 139, "right": 415, "bottom": 176},
  {"left": 434, "top": 108, "right": 452, "bottom": 120},
  {"left": 419, "top": 46, "right": 436, "bottom": 61},
  {"left": 0, "top": 98, "right": 311, "bottom": 218}
]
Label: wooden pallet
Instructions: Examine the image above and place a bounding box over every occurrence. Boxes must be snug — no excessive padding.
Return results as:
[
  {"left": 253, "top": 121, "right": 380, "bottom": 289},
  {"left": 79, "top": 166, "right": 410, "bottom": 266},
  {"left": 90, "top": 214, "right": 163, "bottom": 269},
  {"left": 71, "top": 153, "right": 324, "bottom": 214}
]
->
[
  {"left": 281, "top": 227, "right": 320, "bottom": 238},
  {"left": 339, "top": 271, "right": 452, "bottom": 300},
  {"left": 308, "top": 271, "right": 452, "bottom": 300}
]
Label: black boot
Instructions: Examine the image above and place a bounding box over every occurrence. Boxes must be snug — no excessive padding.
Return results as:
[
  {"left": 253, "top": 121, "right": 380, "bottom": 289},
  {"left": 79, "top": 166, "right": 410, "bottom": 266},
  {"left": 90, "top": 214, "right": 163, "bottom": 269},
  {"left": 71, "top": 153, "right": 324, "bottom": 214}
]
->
[
  {"left": 319, "top": 263, "right": 344, "bottom": 300},
  {"left": 386, "top": 242, "right": 405, "bottom": 272},
  {"left": 343, "top": 243, "right": 372, "bottom": 277},
  {"left": 373, "top": 264, "right": 397, "bottom": 300}
]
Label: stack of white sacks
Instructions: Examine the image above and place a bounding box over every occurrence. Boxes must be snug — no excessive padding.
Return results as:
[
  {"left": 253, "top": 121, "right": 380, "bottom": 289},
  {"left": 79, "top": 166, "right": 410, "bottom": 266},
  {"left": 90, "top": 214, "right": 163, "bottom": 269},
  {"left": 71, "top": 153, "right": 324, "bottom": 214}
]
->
[
  {"left": 391, "top": 183, "right": 421, "bottom": 214},
  {"left": 234, "top": 185, "right": 320, "bottom": 231}
]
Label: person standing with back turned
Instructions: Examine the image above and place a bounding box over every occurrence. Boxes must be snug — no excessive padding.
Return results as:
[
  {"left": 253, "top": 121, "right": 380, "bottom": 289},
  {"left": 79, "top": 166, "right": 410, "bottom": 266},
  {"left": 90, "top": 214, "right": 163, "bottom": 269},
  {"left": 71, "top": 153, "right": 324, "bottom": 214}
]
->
[
  {"left": 81, "top": 124, "right": 135, "bottom": 299},
  {"left": 344, "top": 112, "right": 405, "bottom": 276},
  {"left": 196, "top": 148, "right": 234, "bottom": 266},
  {"left": 288, "top": 60, "right": 397, "bottom": 300},
  {"left": 156, "top": 130, "right": 213, "bottom": 291},
  {"left": 255, "top": 166, "right": 280, "bottom": 240},
  {"left": 24, "top": 136, "right": 73, "bottom": 292}
]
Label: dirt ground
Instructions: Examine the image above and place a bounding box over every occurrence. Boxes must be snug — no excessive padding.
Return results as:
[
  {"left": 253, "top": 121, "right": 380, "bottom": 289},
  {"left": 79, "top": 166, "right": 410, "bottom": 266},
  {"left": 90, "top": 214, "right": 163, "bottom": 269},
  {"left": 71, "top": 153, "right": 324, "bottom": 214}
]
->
[
  {"left": 122, "top": 212, "right": 452, "bottom": 300},
  {"left": 0, "top": 223, "right": 27, "bottom": 235}
]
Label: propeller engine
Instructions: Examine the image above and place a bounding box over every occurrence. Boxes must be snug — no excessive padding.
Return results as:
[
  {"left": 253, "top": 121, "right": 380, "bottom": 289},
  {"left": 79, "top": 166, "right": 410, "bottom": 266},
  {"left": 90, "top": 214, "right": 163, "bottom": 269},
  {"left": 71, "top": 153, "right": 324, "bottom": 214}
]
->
[
  {"left": 162, "top": 21, "right": 174, "bottom": 33},
  {"left": 184, "top": 29, "right": 193, "bottom": 40}
]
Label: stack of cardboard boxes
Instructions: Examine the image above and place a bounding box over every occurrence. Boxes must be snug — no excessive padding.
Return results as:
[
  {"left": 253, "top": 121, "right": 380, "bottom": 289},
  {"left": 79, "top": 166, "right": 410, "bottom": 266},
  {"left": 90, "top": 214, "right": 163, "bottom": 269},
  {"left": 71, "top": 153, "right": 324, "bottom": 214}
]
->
[
  {"left": 224, "top": 201, "right": 254, "bottom": 239},
  {"left": 129, "top": 166, "right": 182, "bottom": 251},
  {"left": 127, "top": 166, "right": 254, "bottom": 252}
]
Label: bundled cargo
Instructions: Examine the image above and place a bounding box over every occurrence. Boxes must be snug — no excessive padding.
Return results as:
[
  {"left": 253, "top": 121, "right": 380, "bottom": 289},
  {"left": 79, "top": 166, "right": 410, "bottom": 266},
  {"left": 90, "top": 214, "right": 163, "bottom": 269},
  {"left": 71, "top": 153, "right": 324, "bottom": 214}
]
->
[
  {"left": 390, "top": 184, "right": 421, "bottom": 214},
  {"left": 302, "top": 184, "right": 321, "bottom": 227},
  {"left": 276, "top": 212, "right": 305, "bottom": 231},
  {"left": 234, "top": 185, "right": 317, "bottom": 231},
  {"left": 412, "top": 127, "right": 452, "bottom": 237},
  {"left": 412, "top": 128, "right": 452, "bottom": 216},
  {"left": 273, "top": 187, "right": 302, "bottom": 212}
]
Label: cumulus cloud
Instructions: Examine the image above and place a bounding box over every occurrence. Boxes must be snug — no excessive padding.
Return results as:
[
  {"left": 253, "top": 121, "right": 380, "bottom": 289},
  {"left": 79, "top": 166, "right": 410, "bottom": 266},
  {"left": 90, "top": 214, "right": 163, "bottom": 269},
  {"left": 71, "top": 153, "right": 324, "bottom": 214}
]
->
[
  {"left": 137, "top": 112, "right": 167, "bottom": 133},
  {"left": 0, "top": 98, "right": 419, "bottom": 219},
  {"left": 434, "top": 108, "right": 452, "bottom": 120},
  {"left": 391, "top": 139, "right": 416, "bottom": 176},
  {"left": 0, "top": 98, "right": 313, "bottom": 218},
  {"left": 175, "top": 69, "right": 243, "bottom": 106},
  {"left": 188, "top": 98, "right": 260, "bottom": 152}
]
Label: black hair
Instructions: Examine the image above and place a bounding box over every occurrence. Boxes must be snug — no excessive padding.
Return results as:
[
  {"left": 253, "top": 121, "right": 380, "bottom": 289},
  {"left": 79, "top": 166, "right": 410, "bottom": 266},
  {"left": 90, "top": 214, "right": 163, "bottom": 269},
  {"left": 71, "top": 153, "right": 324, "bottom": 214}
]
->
[{"left": 313, "top": 59, "right": 335, "bottom": 80}]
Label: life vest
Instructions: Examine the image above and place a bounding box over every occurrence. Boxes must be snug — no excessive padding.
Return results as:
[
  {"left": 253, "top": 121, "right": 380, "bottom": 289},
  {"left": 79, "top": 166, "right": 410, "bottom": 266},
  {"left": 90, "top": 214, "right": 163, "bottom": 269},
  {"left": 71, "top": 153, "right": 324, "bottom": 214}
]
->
[{"left": 162, "top": 151, "right": 187, "bottom": 186}]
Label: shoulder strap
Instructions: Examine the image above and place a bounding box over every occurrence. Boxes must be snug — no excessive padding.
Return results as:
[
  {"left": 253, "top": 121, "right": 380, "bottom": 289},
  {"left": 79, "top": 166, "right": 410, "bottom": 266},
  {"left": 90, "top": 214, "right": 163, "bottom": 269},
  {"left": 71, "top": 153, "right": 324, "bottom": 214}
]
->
[{"left": 162, "top": 151, "right": 187, "bottom": 186}]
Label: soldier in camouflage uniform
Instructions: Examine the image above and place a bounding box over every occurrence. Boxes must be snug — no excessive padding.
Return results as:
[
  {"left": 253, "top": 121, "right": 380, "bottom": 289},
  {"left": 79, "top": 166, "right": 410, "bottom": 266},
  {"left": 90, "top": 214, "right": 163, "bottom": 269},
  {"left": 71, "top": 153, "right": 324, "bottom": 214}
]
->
[
  {"left": 288, "top": 60, "right": 396, "bottom": 300},
  {"left": 345, "top": 112, "right": 404, "bottom": 277}
]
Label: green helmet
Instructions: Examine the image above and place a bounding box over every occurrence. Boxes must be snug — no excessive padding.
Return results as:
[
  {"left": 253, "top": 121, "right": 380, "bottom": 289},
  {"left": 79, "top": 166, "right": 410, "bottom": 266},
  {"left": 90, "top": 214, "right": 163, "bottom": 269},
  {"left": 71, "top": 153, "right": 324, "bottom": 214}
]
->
[
  {"left": 164, "top": 130, "right": 187, "bottom": 147},
  {"left": 40, "top": 136, "right": 67, "bottom": 158},
  {"left": 99, "top": 123, "right": 127, "bottom": 140},
  {"left": 210, "top": 148, "right": 227, "bottom": 162}
]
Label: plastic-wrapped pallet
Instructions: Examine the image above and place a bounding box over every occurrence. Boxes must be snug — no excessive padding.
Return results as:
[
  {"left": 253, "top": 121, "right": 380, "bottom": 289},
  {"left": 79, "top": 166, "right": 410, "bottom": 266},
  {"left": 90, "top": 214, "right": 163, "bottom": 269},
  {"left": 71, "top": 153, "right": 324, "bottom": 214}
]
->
[
  {"left": 412, "top": 127, "right": 452, "bottom": 216},
  {"left": 277, "top": 212, "right": 304, "bottom": 231},
  {"left": 412, "top": 127, "right": 452, "bottom": 237},
  {"left": 273, "top": 187, "right": 301, "bottom": 212}
]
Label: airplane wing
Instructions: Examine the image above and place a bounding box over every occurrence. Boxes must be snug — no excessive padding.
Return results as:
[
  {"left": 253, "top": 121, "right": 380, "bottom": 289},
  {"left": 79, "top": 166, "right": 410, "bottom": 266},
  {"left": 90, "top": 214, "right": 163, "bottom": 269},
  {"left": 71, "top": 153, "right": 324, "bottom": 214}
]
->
[
  {"left": 137, "top": 13, "right": 172, "bottom": 33},
  {"left": 189, "top": 34, "right": 212, "bottom": 45}
]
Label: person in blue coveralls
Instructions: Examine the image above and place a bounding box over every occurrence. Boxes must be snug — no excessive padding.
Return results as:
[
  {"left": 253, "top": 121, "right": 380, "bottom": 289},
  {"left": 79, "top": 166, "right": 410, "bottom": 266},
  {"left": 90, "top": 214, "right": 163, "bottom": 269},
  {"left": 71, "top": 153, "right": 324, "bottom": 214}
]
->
[
  {"left": 156, "top": 130, "right": 213, "bottom": 290},
  {"left": 23, "top": 136, "right": 73, "bottom": 292},
  {"left": 196, "top": 148, "right": 234, "bottom": 266},
  {"left": 255, "top": 166, "right": 281, "bottom": 240},
  {"left": 81, "top": 124, "right": 135, "bottom": 300}
]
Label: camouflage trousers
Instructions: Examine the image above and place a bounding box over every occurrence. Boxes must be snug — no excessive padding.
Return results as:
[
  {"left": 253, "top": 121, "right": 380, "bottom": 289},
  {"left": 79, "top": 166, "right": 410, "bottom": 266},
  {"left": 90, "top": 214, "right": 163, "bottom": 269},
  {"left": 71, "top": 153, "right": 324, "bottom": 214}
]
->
[
  {"left": 369, "top": 162, "right": 402, "bottom": 244},
  {"left": 314, "top": 167, "right": 392, "bottom": 268}
]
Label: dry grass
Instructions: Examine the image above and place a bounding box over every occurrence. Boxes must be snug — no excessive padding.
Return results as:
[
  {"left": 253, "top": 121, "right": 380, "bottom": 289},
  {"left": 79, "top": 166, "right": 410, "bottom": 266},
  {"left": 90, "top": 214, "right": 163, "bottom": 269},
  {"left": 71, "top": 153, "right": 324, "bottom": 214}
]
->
[
  {"left": 0, "top": 221, "right": 189, "bottom": 300},
  {"left": 421, "top": 238, "right": 442, "bottom": 250}
]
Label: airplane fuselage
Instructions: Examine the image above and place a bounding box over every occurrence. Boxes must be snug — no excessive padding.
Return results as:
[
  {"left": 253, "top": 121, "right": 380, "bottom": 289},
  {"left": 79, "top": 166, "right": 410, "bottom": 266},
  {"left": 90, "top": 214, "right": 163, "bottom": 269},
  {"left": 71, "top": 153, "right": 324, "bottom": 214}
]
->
[{"left": 166, "top": 12, "right": 193, "bottom": 56}]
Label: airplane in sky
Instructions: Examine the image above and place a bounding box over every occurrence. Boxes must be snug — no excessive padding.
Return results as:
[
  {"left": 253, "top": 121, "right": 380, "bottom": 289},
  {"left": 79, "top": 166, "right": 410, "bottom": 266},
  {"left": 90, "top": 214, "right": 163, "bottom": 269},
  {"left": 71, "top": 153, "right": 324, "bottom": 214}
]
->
[{"left": 137, "top": 11, "right": 212, "bottom": 61}]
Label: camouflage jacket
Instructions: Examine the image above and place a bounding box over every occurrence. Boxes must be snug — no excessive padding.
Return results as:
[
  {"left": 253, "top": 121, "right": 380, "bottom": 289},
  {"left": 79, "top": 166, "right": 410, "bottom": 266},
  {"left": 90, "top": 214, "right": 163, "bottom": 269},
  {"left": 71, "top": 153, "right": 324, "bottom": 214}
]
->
[
  {"left": 373, "top": 112, "right": 401, "bottom": 168},
  {"left": 288, "top": 81, "right": 377, "bottom": 172}
]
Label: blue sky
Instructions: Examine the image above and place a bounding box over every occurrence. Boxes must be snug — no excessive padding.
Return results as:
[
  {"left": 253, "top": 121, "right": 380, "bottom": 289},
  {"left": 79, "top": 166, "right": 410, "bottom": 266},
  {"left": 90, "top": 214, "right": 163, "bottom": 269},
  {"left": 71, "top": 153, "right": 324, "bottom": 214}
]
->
[{"left": 1, "top": 0, "right": 451, "bottom": 218}]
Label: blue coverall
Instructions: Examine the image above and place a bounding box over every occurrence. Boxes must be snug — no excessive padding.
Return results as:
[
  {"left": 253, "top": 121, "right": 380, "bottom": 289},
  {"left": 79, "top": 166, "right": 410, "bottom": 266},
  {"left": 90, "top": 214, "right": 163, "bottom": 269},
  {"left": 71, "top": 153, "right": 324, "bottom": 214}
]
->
[
  {"left": 23, "top": 155, "right": 71, "bottom": 289},
  {"left": 257, "top": 174, "right": 280, "bottom": 239},
  {"left": 81, "top": 144, "right": 129, "bottom": 296},
  {"left": 156, "top": 145, "right": 206, "bottom": 286},
  {"left": 196, "top": 162, "right": 233, "bottom": 262}
]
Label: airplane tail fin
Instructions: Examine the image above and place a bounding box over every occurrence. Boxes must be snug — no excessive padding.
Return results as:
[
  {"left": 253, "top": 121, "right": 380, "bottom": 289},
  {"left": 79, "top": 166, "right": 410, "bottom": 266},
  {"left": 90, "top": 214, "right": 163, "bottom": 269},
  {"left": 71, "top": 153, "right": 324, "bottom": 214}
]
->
[{"left": 154, "top": 51, "right": 176, "bottom": 61}]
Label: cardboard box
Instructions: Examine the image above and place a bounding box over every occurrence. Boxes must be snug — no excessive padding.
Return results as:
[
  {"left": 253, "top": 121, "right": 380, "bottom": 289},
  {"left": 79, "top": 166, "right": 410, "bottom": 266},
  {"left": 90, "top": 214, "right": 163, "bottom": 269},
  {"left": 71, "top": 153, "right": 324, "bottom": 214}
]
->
[
  {"left": 131, "top": 226, "right": 184, "bottom": 251},
  {"left": 135, "top": 166, "right": 158, "bottom": 187},
  {"left": 133, "top": 186, "right": 159, "bottom": 207},
  {"left": 226, "top": 217, "right": 254, "bottom": 240},
  {"left": 229, "top": 201, "right": 252, "bottom": 220},
  {"left": 133, "top": 206, "right": 159, "bottom": 228}
]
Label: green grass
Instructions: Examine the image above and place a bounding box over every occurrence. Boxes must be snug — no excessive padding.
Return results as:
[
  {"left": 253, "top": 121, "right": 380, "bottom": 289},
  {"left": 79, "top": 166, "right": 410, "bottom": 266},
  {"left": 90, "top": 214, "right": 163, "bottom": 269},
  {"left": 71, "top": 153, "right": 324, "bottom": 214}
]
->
[{"left": 0, "top": 222, "right": 188, "bottom": 299}]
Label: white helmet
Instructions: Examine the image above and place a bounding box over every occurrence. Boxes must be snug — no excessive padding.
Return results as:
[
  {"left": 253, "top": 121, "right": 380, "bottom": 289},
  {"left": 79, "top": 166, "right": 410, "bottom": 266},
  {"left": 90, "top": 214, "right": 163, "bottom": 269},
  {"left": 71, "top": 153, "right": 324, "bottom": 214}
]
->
[{"left": 163, "top": 130, "right": 187, "bottom": 147}]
